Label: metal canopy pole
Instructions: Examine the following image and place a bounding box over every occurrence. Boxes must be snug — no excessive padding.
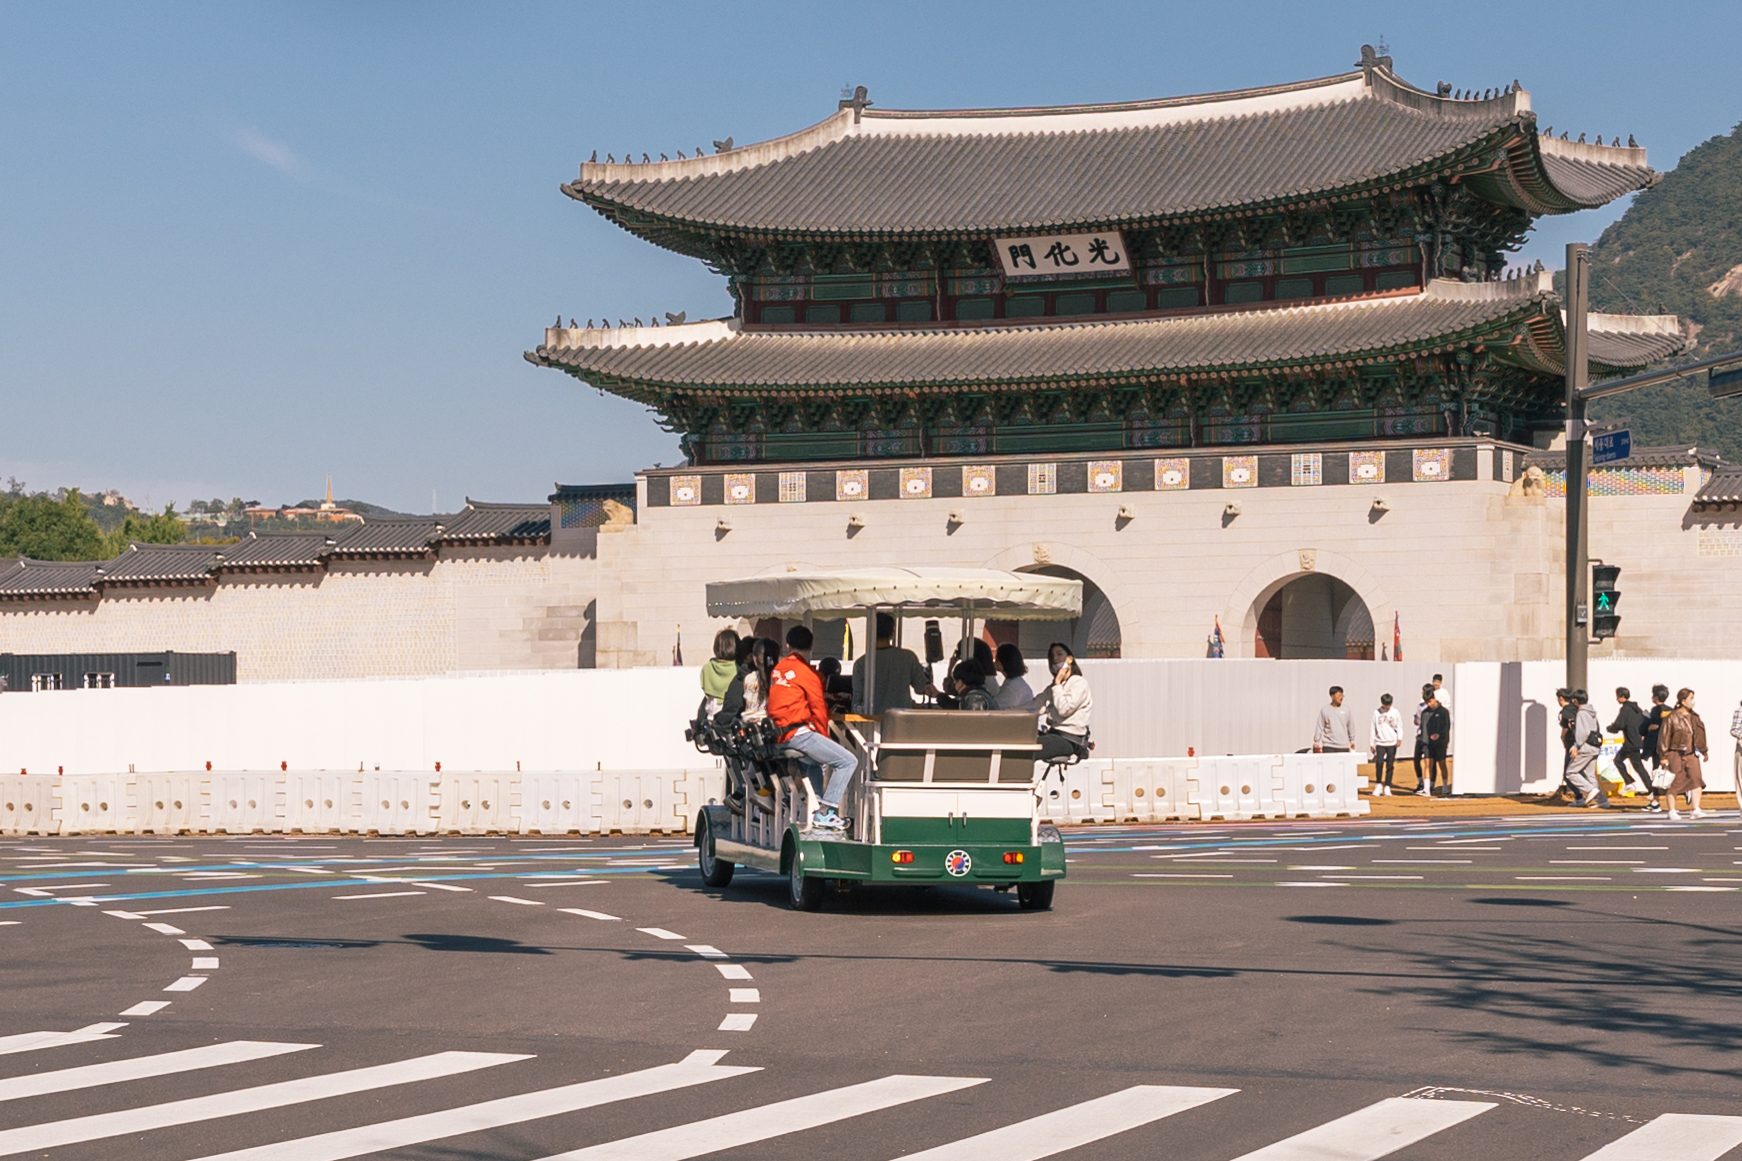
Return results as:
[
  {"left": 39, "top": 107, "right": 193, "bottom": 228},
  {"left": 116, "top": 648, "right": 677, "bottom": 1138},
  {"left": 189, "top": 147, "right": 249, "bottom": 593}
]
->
[
  {"left": 1564, "top": 242, "right": 1591, "bottom": 695},
  {"left": 860, "top": 607, "right": 878, "bottom": 717}
]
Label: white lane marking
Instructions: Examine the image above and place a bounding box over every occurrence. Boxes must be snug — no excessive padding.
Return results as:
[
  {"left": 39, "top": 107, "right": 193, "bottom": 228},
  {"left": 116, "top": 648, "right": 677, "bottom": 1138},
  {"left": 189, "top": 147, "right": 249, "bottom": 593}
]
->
[
  {"left": 164, "top": 976, "right": 207, "bottom": 992},
  {"left": 1516, "top": 877, "right": 1610, "bottom": 882},
  {"left": 1435, "top": 838, "right": 1515, "bottom": 845},
  {"left": 103, "top": 910, "right": 146, "bottom": 919},
  {"left": 1568, "top": 846, "right": 1667, "bottom": 850},
  {"left": 332, "top": 892, "right": 426, "bottom": 900},
  {"left": 77, "top": 1022, "right": 128, "bottom": 1033},
  {"left": 120, "top": 1002, "right": 172, "bottom": 1016},
  {"left": 488, "top": 896, "right": 544, "bottom": 906},
  {"left": 142, "top": 923, "right": 186, "bottom": 935},
  {"left": 408, "top": 882, "right": 473, "bottom": 892},
  {"left": 0, "top": 1028, "right": 124, "bottom": 1055},
  {"left": 728, "top": 989, "right": 760, "bottom": 1003},
  {"left": 1326, "top": 876, "right": 1424, "bottom": 881},
  {"left": 1408, "top": 847, "right": 1502, "bottom": 851},
  {"left": 1227, "top": 1097, "right": 1493, "bottom": 1159},
  {"left": 14, "top": 884, "right": 110, "bottom": 894},
  {"left": 0, "top": 921, "right": 16, "bottom": 926},
  {"left": 177, "top": 1052, "right": 760, "bottom": 1161},
  {"left": 0, "top": 1050, "right": 528, "bottom": 1157},
  {"left": 685, "top": 945, "right": 728, "bottom": 958},
  {"left": 529, "top": 880, "right": 610, "bottom": 887},
  {"left": 1133, "top": 873, "right": 1234, "bottom": 878},
  {"left": 1370, "top": 860, "right": 1472, "bottom": 864},
  {"left": 532, "top": 1073, "right": 988, "bottom": 1161},
  {"left": 1632, "top": 868, "right": 1702, "bottom": 874},
  {"left": 192, "top": 957, "right": 220, "bottom": 970},
  {"left": 1552, "top": 860, "right": 1645, "bottom": 865},
  {"left": 637, "top": 927, "right": 685, "bottom": 940},
  {"left": 717, "top": 1014, "right": 757, "bottom": 1031},
  {"left": 895, "top": 1084, "right": 1237, "bottom": 1160},
  {"left": 1289, "top": 866, "right": 1357, "bottom": 871},
  {"left": 1666, "top": 886, "right": 1737, "bottom": 892},
  {"left": 180, "top": 939, "right": 214, "bottom": 950},
  {"left": 0, "top": 1041, "right": 318, "bottom": 1102},
  {"left": 559, "top": 909, "right": 621, "bottom": 921},
  {"left": 714, "top": 964, "right": 753, "bottom": 980},
  {"left": 1276, "top": 883, "right": 1348, "bottom": 888},
  {"left": 132, "top": 906, "right": 232, "bottom": 916},
  {"left": 1577, "top": 1113, "right": 1742, "bottom": 1159}
]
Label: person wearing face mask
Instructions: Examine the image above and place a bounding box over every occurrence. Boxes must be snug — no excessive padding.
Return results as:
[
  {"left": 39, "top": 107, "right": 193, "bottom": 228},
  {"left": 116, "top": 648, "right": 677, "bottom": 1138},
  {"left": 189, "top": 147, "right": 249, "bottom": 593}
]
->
[
  {"left": 1660, "top": 687, "right": 1709, "bottom": 820},
  {"left": 1029, "top": 642, "right": 1092, "bottom": 765}
]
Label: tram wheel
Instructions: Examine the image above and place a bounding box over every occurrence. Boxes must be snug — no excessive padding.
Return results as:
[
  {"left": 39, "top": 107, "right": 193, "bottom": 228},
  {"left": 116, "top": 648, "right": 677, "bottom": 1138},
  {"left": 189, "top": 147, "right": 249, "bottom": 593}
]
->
[
  {"left": 1017, "top": 881, "right": 1055, "bottom": 911},
  {"left": 698, "top": 818, "right": 735, "bottom": 888}
]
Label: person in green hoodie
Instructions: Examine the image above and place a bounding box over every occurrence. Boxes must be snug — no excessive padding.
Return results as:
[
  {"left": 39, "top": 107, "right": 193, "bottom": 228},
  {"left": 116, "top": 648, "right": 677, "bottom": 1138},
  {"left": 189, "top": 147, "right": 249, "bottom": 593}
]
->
[{"left": 701, "top": 628, "right": 741, "bottom": 715}]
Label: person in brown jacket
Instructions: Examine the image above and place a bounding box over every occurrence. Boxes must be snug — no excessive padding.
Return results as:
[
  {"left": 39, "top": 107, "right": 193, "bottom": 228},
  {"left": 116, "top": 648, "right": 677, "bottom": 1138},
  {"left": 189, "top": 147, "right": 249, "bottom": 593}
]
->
[{"left": 1660, "top": 688, "right": 1710, "bottom": 820}]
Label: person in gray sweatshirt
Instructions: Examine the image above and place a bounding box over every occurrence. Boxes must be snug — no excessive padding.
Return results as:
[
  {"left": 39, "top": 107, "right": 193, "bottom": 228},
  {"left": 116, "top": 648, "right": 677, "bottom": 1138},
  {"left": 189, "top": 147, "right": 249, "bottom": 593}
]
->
[
  {"left": 1313, "top": 687, "right": 1353, "bottom": 753},
  {"left": 1564, "top": 689, "right": 1610, "bottom": 808}
]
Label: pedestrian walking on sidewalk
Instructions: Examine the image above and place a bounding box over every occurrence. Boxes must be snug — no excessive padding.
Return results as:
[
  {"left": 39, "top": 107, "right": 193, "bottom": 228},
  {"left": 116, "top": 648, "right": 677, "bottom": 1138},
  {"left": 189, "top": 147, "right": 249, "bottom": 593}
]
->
[
  {"left": 1608, "top": 687, "right": 1656, "bottom": 805},
  {"left": 1554, "top": 688, "right": 1579, "bottom": 802},
  {"left": 1660, "top": 688, "right": 1709, "bottom": 820},
  {"left": 1564, "top": 690, "right": 1610, "bottom": 809},
  {"left": 1643, "top": 685, "right": 1671, "bottom": 770},
  {"left": 1420, "top": 690, "right": 1452, "bottom": 797},
  {"left": 1369, "top": 693, "right": 1402, "bottom": 796},
  {"left": 1314, "top": 687, "right": 1354, "bottom": 754},
  {"left": 1731, "top": 696, "right": 1742, "bottom": 818}
]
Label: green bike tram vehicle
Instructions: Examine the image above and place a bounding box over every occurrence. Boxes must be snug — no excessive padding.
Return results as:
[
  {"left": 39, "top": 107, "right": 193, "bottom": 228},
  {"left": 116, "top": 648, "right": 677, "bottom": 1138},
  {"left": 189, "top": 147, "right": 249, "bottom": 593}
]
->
[{"left": 690, "top": 567, "right": 1078, "bottom": 911}]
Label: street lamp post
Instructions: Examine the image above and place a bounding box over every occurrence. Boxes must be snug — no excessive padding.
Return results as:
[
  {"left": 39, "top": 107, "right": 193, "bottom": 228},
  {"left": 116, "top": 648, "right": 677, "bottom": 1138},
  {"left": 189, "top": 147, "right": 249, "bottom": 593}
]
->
[{"left": 1563, "top": 243, "right": 1591, "bottom": 695}]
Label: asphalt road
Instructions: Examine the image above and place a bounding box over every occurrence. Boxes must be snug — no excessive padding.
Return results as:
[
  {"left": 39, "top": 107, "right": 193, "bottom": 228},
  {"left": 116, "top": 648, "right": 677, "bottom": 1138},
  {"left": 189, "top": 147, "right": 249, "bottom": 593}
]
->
[{"left": 2, "top": 812, "right": 1741, "bottom": 1160}]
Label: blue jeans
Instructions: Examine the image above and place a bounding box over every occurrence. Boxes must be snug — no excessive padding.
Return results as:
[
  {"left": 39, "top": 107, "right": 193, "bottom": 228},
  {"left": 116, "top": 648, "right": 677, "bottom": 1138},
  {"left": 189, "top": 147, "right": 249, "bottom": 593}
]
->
[{"left": 783, "top": 726, "right": 858, "bottom": 809}]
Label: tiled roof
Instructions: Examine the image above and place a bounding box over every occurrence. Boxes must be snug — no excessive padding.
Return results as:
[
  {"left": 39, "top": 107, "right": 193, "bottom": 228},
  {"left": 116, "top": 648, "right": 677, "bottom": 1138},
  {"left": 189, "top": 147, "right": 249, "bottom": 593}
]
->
[
  {"left": 213, "top": 533, "right": 334, "bottom": 571},
  {"left": 435, "top": 502, "right": 551, "bottom": 544},
  {"left": 98, "top": 544, "right": 222, "bottom": 585},
  {"left": 1692, "top": 464, "right": 1742, "bottom": 508},
  {"left": 566, "top": 64, "right": 1654, "bottom": 245},
  {"left": 1528, "top": 445, "right": 1723, "bottom": 471},
  {"left": 326, "top": 520, "right": 443, "bottom": 557},
  {"left": 0, "top": 559, "right": 101, "bottom": 599},
  {"left": 531, "top": 276, "right": 1685, "bottom": 396}
]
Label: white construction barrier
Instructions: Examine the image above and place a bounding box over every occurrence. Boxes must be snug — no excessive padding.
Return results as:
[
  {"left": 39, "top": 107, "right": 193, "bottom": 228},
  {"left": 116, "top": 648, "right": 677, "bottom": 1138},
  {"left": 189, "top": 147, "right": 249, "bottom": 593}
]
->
[
  {"left": 1036, "top": 759, "right": 1108, "bottom": 824},
  {"left": 519, "top": 773, "right": 594, "bottom": 834},
  {"left": 1192, "top": 756, "right": 1281, "bottom": 820},
  {"left": 1111, "top": 759, "right": 1201, "bottom": 822},
  {"left": 361, "top": 773, "right": 439, "bottom": 835},
  {"left": 208, "top": 772, "right": 282, "bottom": 834},
  {"left": 285, "top": 772, "right": 350, "bottom": 834},
  {"left": 56, "top": 775, "right": 129, "bottom": 835},
  {"left": 0, "top": 776, "right": 57, "bottom": 834},
  {"left": 437, "top": 774, "right": 519, "bottom": 835},
  {"left": 131, "top": 773, "right": 200, "bottom": 833}
]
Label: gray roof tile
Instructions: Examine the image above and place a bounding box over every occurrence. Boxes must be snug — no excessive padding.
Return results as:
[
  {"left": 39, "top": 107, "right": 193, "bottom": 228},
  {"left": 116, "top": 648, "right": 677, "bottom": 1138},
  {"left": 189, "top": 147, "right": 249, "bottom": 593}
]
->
[
  {"left": 213, "top": 533, "right": 335, "bottom": 570},
  {"left": 327, "top": 520, "right": 442, "bottom": 557},
  {"left": 568, "top": 68, "right": 1653, "bottom": 241},
  {"left": 436, "top": 502, "right": 551, "bottom": 544},
  {"left": 0, "top": 559, "right": 102, "bottom": 598}
]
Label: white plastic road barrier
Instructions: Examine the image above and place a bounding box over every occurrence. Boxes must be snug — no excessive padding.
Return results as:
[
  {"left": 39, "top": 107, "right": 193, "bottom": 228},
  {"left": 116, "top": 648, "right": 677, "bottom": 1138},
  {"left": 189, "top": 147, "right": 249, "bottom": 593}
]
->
[
  {"left": 518, "top": 774, "right": 595, "bottom": 835},
  {"left": 1036, "top": 759, "right": 1108, "bottom": 824},
  {"left": 596, "top": 771, "right": 687, "bottom": 833},
  {"left": 208, "top": 773, "right": 281, "bottom": 834},
  {"left": 1112, "top": 759, "right": 1201, "bottom": 822},
  {"left": 437, "top": 775, "right": 519, "bottom": 835},
  {"left": 1192, "top": 757, "right": 1280, "bottom": 821},
  {"left": 57, "top": 775, "right": 129, "bottom": 835},
  {"left": 285, "top": 773, "right": 350, "bottom": 834},
  {"left": 0, "top": 776, "right": 57, "bottom": 835},
  {"left": 132, "top": 774, "right": 200, "bottom": 833},
  {"left": 361, "top": 773, "right": 438, "bottom": 835}
]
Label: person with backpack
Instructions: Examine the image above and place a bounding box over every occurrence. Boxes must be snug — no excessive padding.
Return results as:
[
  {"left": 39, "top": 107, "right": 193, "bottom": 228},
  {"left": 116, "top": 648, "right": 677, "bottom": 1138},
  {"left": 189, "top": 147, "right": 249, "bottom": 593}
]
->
[{"left": 1564, "top": 689, "right": 1609, "bottom": 809}]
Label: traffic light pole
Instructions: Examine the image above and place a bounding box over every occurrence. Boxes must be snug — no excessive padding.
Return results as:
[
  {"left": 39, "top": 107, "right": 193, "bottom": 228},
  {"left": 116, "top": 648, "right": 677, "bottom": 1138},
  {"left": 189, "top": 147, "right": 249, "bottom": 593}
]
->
[{"left": 1564, "top": 243, "right": 1590, "bottom": 695}]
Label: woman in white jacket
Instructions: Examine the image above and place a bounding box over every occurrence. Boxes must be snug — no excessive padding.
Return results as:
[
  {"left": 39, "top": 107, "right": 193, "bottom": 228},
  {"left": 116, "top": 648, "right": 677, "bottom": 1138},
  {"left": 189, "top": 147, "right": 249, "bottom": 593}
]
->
[
  {"left": 1369, "top": 693, "right": 1403, "bottom": 796},
  {"left": 1030, "top": 643, "right": 1093, "bottom": 764}
]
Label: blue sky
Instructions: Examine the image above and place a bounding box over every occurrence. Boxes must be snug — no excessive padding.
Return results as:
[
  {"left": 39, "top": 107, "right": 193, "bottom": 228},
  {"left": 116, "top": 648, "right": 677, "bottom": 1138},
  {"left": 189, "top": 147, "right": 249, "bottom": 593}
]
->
[{"left": 2, "top": 1, "right": 1738, "bottom": 514}]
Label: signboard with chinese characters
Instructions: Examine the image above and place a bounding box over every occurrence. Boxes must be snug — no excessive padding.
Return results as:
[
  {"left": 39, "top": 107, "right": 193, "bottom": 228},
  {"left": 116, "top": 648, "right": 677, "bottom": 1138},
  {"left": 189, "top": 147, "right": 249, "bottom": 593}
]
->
[{"left": 994, "top": 231, "right": 1130, "bottom": 279}]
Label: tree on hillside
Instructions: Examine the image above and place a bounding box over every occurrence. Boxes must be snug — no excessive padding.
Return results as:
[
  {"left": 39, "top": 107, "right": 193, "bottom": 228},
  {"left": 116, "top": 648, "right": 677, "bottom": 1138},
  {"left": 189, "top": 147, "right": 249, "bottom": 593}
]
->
[
  {"left": 102, "top": 506, "right": 187, "bottom": 555},
  {"left": 0, "top": 490, "right": 109, "bottom": 561},
  {"left": 1585, "top": 121, "right": 1742, "bottom": 460}
]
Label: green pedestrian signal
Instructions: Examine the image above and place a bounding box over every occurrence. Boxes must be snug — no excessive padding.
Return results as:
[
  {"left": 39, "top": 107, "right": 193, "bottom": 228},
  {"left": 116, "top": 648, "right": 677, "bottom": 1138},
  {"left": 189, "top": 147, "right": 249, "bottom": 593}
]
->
[{"left": 1591, "top": 565, "right": 1622, "bottom": 639}]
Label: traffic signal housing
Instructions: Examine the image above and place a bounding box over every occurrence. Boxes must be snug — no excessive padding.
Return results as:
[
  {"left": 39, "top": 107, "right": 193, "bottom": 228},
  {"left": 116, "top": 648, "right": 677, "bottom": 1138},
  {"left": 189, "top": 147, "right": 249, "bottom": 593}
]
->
[{"left": 1592, "top": 565, "right": 1622, "bottom": 639}]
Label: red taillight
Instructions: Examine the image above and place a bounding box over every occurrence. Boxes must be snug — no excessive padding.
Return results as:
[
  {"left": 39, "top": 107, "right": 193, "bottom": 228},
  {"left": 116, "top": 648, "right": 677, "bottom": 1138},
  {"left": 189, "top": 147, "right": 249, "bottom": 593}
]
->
[
  {"left": 1003, "top": 851, "right": 1025, "bottom": 864},
  {"left": 891, "top": 850, "right": 914, "bottom": 864}
]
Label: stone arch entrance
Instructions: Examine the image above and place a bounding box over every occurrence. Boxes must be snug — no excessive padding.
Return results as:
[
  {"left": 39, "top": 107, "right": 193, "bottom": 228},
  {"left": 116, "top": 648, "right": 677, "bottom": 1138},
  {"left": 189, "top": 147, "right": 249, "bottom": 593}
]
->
[
  {"left": 1010, "top": 565, "right": 1122, "bottom": 659},
  {"left": 1225, "top": 550, "right": 1392, "bottom": 661},
  {"left": 1253, "top": 574, "right": 1375, "bottom": 660}
]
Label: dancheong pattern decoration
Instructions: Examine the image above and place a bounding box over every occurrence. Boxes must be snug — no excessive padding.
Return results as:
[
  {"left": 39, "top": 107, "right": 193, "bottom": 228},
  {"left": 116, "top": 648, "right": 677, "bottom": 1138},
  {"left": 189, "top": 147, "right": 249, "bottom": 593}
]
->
[{"left": 530, "top": 49, "right": 1686, "bottom": 465}]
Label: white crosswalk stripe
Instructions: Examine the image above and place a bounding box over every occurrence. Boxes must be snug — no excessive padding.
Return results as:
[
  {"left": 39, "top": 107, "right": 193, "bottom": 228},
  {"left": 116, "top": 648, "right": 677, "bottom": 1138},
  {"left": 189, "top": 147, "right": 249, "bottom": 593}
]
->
[
  {"left": 0, "top": 1049, "right": 527, "bottom": 1156},
  {"left": 181, "top": 1049, "right": 760, "bottom": 1161},
  {"left": 534, "top": 1073, "right": 989, "bottom": 1160},
  {"left": 0, "top": 1040, "right": 317, "bottom": 1102},
  {"left": 1225, "top": 1097, "right": 1495, "bottom": 1160},
  {"left": 893, "top": 1084, "right": 1237, "bottom": 1160},
  {"left": 1576, "top": 1113, "right": 1742, "bottom": 1160},
  {"left": 0, "top": 1025, "right": 124, "bottom": 1056}
]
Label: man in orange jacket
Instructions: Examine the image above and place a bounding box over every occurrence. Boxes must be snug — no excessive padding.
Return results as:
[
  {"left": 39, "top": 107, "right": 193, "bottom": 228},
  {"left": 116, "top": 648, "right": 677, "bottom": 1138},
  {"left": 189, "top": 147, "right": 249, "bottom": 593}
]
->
[{"left": 769, "top": 625, "right": 857, "bottom": 833}]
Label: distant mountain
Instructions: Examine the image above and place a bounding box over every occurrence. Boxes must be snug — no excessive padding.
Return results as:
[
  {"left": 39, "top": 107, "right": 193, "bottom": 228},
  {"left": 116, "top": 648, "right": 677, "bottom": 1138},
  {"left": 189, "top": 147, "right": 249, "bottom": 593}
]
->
[{"left": 1582, "top": 121, "right": 1742, "bottom": 460}]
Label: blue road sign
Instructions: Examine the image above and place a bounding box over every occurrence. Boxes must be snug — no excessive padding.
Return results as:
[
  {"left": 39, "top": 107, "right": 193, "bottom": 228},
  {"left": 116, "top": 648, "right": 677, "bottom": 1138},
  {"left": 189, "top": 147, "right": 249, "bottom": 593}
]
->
[{"left": 1592, "top": 428, "right": 1631, "bottom": 465}]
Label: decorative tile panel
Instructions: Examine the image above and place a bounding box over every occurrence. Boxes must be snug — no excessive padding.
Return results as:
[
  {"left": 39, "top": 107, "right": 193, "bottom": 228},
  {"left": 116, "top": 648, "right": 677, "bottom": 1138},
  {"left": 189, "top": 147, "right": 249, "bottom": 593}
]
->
[
  {"left": 778, "top": 471, "right": 807, "bottom": 503},
  {"left": 1290, "top": 453, "right": 1323, "bottom": 486},
  {"left": 1698, "top": 525, "right": 1742, "bottom": 557},
  {"left": 1412, "top": 448, "right": 1450, "bottom": 482},
  {"left": 1087, "top": 460, "right": 1123, "bottom": 493},
  {"left": 1028, "top": 463, "right": 1057, "bottom": 495},
  {"left": 723, "top": 473, "right": 756, "bottom": 505},
  {"left": 1502, "top": 450, "right": 1515, "bottom": 483},
  {"left": 1154, "top": 458, "right": 1190, "bottom": 491},
  {"left": 962, "top": 465, "right": 996, "bottom": 497},
  {"left": 836, "top": 469, "right": 869, "bottom": 501},
  {"left": 1349, "top": 451, "right": 1386, "bottom": 485},
  {"left": 1222, "top": 455, "right": 1258, "bottom": 488},
  {"left": 899, "top": 466, "right": 933, "bottom": 499},
  {"left": 1589, "top": 466, "right": 1685, "bottom": 496},
  {"left": 669, "top": 475, "right": 702, "bottom": 506}
]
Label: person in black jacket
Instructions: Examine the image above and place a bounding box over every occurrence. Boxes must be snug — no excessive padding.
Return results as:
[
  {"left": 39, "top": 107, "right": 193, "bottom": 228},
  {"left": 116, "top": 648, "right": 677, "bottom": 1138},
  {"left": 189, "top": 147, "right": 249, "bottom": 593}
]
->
[
  {"left": 1608, "top": 686, "right": 1657, "bottom": 808},
  {"left": 1420, "top": 692, "right": 1453, "bottom": 796}
]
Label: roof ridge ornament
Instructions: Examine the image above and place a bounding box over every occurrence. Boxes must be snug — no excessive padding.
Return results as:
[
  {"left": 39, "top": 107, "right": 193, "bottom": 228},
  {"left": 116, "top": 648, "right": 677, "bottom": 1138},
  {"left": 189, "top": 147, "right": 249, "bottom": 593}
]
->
[
  {"left": 1355, "top": 44, "right": 1393, "bottom": 76},
  {"left": 838, "top": 84, "right": 872, "bottom": 124}
]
